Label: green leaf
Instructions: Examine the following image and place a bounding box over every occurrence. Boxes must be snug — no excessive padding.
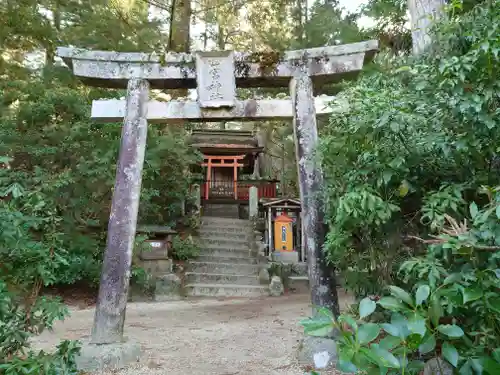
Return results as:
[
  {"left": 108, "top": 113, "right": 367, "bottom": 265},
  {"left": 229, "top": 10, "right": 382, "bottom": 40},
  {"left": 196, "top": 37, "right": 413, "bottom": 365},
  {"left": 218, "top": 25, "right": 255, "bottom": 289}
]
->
[
  {"left": 470, "top": 202, "right": 479, "bottom": 219},
  {"left": 338, "top": 314, "right": 358, "bottom": 331},
  {"left": 379, "top": 335, "right": 401, "bottom": 350},
  {"left": 459, "top": 360, "right": 474, "bottom": 375},
  {"left": 391, "top": 313, "right": 411, "bottom": 339},
  {"left": 358, "top": 323, "right": 381, "bottom": 345},
  {"left": 370, "top": 345, "right": 401, "bottom": 369},
  {"left": 428, "top": 294, "right": 443, "bottom": 327},
  {"left": 300, "top": 317, "right": 333, "bottom": 337},
  {"left": 416, "top": 285, "right": 430, "bottom": 306},
  {"left": 483, "top": 356, "right": 500, "bottom": 374},
  {"left": 471, "top": 358, "right": 484, "bottom": 374},
  {"left": 381, "top": 323, "right": 400, "bottom": 337},
  {"left": 359, "top": 297, "right": 376, "bottom": 319},
  {"left": 317, "top": 306, "right": 335, "bottom": 319},
  {"left": 418, "top": 334, "right": 436, "bottom": 354},
  {"left": 408, "top": 316, "right": 426, "bottom": 337},
  {"left": 442, "top": 342, "right": 459, "bottom": 367},
  {"left": 492, "top": 348, "right": 500, "bottom": 363},
  {"left": 338, "top": 359, "right": 357, "bottom": 373},
  {"left": 383, "top": 170, "right": 393, "bottom": 184},
  {"left": 463, "top": 287, "right": 483, "bottom": 303},
  {"left": 378, "top": 297, "right": 406, "bottom": 312},
  {"left": 444, "top": 273, "right": 462, "bottom": 285},
  {"left": 438, "top": 324, "right": 465, "bottom": 338},
  {"left": 389, "top": 286, "right": 414, "bottom": 306},
  {"left": 399, "top": 180, "right": 410, "bottom": 197},
  {"left": 487, "top": 296, "right": 500, "bottom": 313}
]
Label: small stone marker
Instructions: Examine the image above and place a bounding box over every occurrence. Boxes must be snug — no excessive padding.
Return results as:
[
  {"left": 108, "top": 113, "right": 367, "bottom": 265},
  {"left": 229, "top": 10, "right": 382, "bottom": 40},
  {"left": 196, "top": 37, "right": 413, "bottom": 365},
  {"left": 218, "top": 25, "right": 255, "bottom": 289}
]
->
[
  {"left": 258, "top": 267, "right": 271, "bottom": 284},
  {"left": 269, "top": 275, "right": 284, "bottom": 296},
  {"left": 196, "top": 51, "right": 236, "bottom": 108},
  {"left": 248, "top": 186, "right": 259, "bottom": 219},
  {"left": 154, "top": 273, "right": 182, "bottom": 301}
]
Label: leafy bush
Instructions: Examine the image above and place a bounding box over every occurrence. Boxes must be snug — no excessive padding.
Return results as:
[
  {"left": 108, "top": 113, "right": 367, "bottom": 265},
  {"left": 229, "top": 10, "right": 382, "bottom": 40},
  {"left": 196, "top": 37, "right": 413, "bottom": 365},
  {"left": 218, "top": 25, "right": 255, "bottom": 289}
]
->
[
  {"left": 0, "top": 198, "right": 81, "bottom": 373},
  {"left": 301, "top": 190, "right": 500, "bottom": 374},
  {"left": 171, "top": 235, "right": 200, "bottom": 261},
  {"left": 320, "top": 0, "right": 500, "bottom": 297}
]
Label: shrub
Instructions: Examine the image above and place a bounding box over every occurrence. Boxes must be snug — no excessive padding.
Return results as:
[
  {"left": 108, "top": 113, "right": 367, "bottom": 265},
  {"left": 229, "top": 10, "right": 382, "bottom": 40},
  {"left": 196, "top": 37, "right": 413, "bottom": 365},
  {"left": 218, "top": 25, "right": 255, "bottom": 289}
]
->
[
  {"left": 301, "top": 189, "right": 500, "bottom": 374},
  {"left": 171, "top": 235, "right": 200, "bottom": 261}
]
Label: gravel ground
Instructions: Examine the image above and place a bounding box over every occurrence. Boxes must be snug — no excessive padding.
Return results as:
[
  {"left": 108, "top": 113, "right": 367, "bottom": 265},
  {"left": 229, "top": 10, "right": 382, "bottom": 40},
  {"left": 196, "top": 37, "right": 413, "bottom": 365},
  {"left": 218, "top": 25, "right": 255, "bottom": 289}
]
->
[{"left": 33, "top": 291, "right": 353, "bottom": 375}]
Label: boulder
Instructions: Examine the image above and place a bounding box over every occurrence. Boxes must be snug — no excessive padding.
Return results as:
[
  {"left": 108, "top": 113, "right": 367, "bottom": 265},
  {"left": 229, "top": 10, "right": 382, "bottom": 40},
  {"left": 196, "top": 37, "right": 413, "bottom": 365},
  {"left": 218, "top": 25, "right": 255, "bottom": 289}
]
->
[
  {"left": 258, "top": 267, "right": 271, "bottom": 284},
  {"left": 269, "top": 275, "right": 284, "bottom": 296},
  {"left": 424, "top": 357, "right": 453, "bottom": 375},
  {"left": 154, "top": 273, "right": 182, "bottom": 301},
  {"left": 297, "top": 336, "right": 338, "bottom": 370}
]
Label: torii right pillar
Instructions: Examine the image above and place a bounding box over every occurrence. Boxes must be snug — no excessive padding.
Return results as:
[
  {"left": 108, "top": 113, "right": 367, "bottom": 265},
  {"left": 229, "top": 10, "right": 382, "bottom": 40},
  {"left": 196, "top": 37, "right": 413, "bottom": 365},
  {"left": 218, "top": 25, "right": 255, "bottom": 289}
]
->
[{"left": 291, "top": 70, "right": 340, "bottom": 317}]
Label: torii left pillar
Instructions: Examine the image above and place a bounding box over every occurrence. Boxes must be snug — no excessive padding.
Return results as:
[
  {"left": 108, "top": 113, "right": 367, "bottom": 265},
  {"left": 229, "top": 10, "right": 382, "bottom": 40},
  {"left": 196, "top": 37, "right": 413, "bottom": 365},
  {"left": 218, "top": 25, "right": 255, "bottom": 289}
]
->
[{"left": 77, "top": 79, "right": 149, "bottom": 370}]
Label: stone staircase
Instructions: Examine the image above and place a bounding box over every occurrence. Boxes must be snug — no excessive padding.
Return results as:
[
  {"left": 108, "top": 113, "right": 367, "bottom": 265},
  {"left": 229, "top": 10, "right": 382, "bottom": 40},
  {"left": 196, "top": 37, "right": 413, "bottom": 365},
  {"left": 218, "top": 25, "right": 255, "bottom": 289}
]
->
[{"left": 185, "top": 216, "right": 269, "bottom": 298}]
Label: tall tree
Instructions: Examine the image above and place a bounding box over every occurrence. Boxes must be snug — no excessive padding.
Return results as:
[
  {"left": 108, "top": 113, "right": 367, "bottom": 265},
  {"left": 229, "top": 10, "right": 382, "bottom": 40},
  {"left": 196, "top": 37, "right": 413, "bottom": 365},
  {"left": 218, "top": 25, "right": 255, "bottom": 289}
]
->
[{"left": 408, "top": 0, "right": 446, "bottom": 54}]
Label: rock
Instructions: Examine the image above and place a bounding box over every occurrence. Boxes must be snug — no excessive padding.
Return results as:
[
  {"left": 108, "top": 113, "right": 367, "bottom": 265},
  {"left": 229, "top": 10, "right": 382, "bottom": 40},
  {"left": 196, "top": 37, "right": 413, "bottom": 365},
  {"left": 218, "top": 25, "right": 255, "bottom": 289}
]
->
[
  {"left": 154, "top": 273, "right": 182, "bottom": 301},
  {"left": 75, "top": 340, "right": 141, "bottom": 371},
  {"left": 424, "top": 357, "right": 453, "bottom": 375},
  {"left": 269, "top": 275, "right": 284, "bottom": 296},
  {"left": 297, "top": 336, "right": 338, "bottom": 370},
  {"left": 258, "top": 268, "right": 271, "bottom": 284}
]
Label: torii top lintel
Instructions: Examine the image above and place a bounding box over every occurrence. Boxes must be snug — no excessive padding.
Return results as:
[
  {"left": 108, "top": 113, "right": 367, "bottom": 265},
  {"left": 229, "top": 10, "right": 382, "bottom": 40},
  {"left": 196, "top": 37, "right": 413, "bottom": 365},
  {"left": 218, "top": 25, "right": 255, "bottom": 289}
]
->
[{"left": 56, "top": 40, "right": 378, "bottom": 90}]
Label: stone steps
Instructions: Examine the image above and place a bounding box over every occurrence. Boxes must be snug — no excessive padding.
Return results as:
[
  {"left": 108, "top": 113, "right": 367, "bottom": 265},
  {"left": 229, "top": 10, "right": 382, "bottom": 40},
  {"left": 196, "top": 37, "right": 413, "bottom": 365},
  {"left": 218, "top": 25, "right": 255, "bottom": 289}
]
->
[
  {"left": 185, "top": 272, "right": 260, "bottom": 286},
  {"left": 185, "top": 283, "right": 268, "bottom": 298},
  {"left": 196, "top": 254, "right": 257, "bottom": 264},
  {"left": 188, "top": 261, "right": 259, "bottom": 275},
  {"left": 200, "top": 217, "right": 249, "bottom": 228},
  {"left": 199, "top": 237, "right": 249, "bottom": 249},
  {"left": 198, "top": 231, "right": 250, "bottom": 241},
  {"left": 198, "top": 227, "right": 248, "bottom": 236},
  {"left": 202, "top": 204, "right": 240, "bottom": 219},
  {"left": 185, "top": 216, "right": 265, "bottom": 298},
  {"left": 197, "top": 248, "right": 250, "bottom": 258}
]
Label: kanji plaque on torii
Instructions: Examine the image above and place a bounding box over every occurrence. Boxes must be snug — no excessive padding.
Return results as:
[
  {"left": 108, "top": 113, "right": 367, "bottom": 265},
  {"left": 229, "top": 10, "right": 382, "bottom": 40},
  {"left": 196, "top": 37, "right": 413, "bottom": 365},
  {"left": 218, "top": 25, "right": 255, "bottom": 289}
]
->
[{"left": 57, "top": 40, "right": 378, "bottom": 370}]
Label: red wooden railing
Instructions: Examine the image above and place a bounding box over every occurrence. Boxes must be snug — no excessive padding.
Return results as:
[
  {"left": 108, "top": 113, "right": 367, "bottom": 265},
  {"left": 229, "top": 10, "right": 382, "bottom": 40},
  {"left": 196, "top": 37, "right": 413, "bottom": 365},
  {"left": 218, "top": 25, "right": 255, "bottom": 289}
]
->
[{"left": 200, "top": 180, "right": 277, "bottom": 200}]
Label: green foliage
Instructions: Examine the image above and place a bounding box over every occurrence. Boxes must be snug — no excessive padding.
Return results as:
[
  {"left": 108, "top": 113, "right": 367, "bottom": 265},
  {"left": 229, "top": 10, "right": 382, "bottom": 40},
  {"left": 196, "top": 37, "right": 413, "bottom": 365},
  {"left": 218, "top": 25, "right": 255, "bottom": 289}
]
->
[
  {"left": 171, "top": 235, "right": 200, "bottom": 261},
  {"left": 301, "top": 189, "right": 500, "bottom": 374},
  {"left": 321, "top": 0, "right": 500, "bottom": 297},
  {"left": 0, "top": 74, "right": 200, "bottom": 285},
  {"left": 0, "top": 199, "right": 81, "bottom": 373}
]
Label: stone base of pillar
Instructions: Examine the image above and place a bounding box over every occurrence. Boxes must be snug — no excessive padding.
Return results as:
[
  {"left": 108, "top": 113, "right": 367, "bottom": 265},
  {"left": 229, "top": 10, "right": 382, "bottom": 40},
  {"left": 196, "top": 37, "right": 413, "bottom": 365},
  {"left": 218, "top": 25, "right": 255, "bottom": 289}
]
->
[
  {"left": 296, "top": 336, "right": 338, "bottom": 371},
  {"left": 75, "top": 339, "right": 141, "bottom": 372}
]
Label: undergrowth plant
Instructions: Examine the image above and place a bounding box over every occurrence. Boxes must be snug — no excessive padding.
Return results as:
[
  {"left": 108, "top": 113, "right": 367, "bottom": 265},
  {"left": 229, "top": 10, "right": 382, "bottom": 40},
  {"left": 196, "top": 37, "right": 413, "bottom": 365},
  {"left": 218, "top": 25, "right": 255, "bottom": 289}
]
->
[
  {"left": 301, "top": 189, "right": 500, "bottom": 374},
  {"left": 0, "top": 197, "right": 81, "bottom": 374}
]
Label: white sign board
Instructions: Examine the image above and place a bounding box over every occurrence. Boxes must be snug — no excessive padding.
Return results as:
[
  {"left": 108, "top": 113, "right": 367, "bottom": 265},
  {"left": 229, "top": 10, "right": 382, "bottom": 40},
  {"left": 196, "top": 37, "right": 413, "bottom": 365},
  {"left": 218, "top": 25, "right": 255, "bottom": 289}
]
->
[{"left": 195, "top": 51, "right": 236, "bottom": 108}]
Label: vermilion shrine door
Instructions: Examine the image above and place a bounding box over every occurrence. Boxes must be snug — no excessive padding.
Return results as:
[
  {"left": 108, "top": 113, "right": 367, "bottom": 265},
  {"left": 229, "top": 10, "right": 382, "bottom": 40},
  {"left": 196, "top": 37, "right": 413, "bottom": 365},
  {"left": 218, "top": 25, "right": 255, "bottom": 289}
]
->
[{"left": 201, "top": 155, "right": 244, "bottom": 200}]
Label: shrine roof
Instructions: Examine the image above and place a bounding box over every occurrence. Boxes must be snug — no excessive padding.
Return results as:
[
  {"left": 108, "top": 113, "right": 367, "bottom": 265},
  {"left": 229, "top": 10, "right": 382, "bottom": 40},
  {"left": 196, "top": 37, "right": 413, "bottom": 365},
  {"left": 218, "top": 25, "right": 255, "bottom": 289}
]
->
[
  {"left": 56, "top": 40, "right": 379, "bottom": 90},
  {"left": 193, "top": 143, "right": 264, "bottom": 154},
  {"left": 189, "top": 129, "right": 258, "bottom": 147}
]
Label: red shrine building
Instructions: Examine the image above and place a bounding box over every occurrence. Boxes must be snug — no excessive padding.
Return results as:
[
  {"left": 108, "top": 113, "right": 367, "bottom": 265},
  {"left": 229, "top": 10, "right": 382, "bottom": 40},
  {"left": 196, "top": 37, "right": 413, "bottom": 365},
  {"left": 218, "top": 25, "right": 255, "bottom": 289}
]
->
[{"left": 189, "top": 129, "right": 278, "bottom": 216}]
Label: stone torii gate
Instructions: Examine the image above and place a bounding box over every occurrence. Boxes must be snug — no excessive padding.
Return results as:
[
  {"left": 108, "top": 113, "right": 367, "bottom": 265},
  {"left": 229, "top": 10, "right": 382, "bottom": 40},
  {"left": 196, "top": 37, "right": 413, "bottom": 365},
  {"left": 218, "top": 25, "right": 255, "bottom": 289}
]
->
[{"left": 57, "top": 40, "right": 378, "bottom": 369}]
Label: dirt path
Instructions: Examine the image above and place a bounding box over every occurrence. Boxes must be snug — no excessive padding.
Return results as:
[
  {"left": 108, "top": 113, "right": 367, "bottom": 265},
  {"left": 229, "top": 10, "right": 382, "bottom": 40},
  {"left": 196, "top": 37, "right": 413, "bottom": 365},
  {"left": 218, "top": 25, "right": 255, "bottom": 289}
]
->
[{"left": 33, "top": 292, "right": 353, "bottom": 375}]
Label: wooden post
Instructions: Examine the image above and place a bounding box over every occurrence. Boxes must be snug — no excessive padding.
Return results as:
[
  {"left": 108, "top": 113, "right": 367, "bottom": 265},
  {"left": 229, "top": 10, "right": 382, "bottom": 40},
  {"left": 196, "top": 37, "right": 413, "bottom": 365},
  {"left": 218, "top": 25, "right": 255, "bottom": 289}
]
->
[
  {"left": 91, "top": 78, "right": 150, "bottom": 344},
  {"left": 205, "top": 157, "right": 211, "bottom": 200},
  {"left": 267, "top": 206, "right": 273, "bottom": 257},
  {"left": 291, "top": 72, "right": 340, "bottom": 317},
  {"left": 233, "top": 157, "right": 238, "bottom": 199}
]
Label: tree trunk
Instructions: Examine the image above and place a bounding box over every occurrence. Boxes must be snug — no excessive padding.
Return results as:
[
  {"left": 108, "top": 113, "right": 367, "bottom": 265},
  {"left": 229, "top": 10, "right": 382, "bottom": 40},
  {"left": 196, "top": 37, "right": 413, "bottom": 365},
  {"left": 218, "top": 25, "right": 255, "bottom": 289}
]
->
[
  {"left": 169, "top": 0, "right": 191, "bottom": 99},
  {"left": 408, "top": 0, "right": 446, "bottom": 55}
]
